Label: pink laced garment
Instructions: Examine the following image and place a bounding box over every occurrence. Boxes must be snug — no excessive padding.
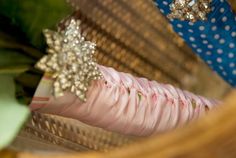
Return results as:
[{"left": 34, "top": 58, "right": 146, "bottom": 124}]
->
[{"left": 30, "top": 65, "right": 219, "bottom": 136}]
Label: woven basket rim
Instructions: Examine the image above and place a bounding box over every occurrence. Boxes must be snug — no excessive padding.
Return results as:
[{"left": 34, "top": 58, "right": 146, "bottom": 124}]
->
[{"left": 6, "top": 91, "right": 235, "bottom": 158}]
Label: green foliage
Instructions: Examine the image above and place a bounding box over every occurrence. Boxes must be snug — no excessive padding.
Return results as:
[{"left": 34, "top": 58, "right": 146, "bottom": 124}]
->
[
  {"left": 0, "top": 75, "right": 29, "bottom": 149},
  {"left": 0, "top": 49, "right": 34, "bottom": 74},
  {"left": 0, "top": 0, "right": 72, "bottom": 149},
  {"left": 0, "top": 0, "right": 71, "bottom": 48}
]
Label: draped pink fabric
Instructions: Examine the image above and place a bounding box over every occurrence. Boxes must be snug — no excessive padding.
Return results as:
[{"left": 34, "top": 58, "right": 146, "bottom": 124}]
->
[{"left": 30, "top": 65, "right": 219, "bottom": 136}]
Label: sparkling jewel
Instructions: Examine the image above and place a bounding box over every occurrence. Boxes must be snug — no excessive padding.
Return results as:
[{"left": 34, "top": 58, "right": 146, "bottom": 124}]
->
[
  {"left": 36, "top": 19, "right": 102, "bottom": 101},
  {"left": 167, "top": 0, "right": 212, "bottom": 22}
]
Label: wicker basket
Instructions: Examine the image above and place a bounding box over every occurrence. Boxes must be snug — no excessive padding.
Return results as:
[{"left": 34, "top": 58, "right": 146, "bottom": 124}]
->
[
  {"left": 2, "top": 0, "right": 235, "bottom": 157},
  {"left": 11, "top": 112, "right": 134, "bottom": 152},
  {"left": 6, "top": 91, "right": 234, "bottom": 158}
]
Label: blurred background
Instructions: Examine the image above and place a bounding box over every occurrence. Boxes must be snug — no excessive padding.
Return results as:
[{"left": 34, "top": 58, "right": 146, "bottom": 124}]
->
[{"left": 0, "top": 0, "right": 234, "bottom": 154}]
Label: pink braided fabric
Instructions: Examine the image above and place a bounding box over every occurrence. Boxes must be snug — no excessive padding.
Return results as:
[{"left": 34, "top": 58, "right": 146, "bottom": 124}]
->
[{"left": 30, "top": 65, "right": 219, "bottom": 136}]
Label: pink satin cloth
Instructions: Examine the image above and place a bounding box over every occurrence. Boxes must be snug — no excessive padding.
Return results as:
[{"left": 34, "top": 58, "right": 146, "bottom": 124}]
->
[{"left": 30, "top": 65, "right": 219, "bottom": 136}]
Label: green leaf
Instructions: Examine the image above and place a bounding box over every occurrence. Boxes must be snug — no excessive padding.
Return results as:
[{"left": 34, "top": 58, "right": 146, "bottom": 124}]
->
[
  {"left": 0, "top": 2, "right": 70, "bottom": 144},
  {"left": 0, "top": 15, "right": 41, "bottom": 74},
  {"left": 0, "top": 15, "right": 44, "bottom": 59},
  {"left": 0, "top": 49, "right": 34, "bottom": 66},
  {"left": 0, "top": 75, "right": 29, "bottom": 150},
  {"left": 0, "top": 0, "right": 72, "bottom": 49},
  {"left": 0, "top": 49, "right": 35, "bottom": 74},
  {"left": 0, "top": 33, "right": 44, "bottom": 60}
]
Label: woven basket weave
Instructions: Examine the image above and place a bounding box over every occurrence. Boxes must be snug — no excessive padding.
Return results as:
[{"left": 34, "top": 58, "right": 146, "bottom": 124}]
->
[
  {"left": 15, "top": 112, "right": 134, "bottom": 152},
  {"left": 4, "top": 0, "right": 234, "bottom": 157},
  {"left": 7, "top": 91, "right": 234, "bottom": 158}
]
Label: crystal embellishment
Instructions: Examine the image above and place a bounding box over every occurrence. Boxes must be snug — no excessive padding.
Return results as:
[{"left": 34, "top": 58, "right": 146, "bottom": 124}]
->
[
  {"left": 167, "top": 0, "right": 212, "bottom": 22},
  {"left": 36, "top": 19, "right": 102, "bottom": 101}
]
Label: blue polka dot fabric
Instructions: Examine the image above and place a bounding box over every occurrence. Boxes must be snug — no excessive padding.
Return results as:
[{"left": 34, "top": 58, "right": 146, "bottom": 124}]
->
[{"left": 154, "top": 0, "right": 236, "bottom": 87}]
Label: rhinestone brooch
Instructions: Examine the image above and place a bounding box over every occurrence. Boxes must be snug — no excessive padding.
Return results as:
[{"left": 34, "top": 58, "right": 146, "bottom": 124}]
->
[
  {"left": 167, "top": 0, "right": 212, "bottom": 22},
  {"left": 36, "top": 19, "right": 102, "bottom": 101}
]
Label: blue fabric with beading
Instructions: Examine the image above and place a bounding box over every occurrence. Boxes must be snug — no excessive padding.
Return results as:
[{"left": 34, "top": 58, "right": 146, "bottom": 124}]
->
[{"left": 154, "top": 0, "right": 236, "bottom": 87}]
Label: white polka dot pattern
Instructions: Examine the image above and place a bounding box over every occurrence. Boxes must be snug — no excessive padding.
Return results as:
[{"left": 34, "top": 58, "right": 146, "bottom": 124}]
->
[{"left": 154, "top": 0, "right": 236, "bottom": 87}]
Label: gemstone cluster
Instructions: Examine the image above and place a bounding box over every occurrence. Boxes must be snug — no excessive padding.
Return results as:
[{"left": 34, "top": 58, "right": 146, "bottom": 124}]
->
[{"left": 167, "top": 0, "right": 212, "bottom": 22}]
